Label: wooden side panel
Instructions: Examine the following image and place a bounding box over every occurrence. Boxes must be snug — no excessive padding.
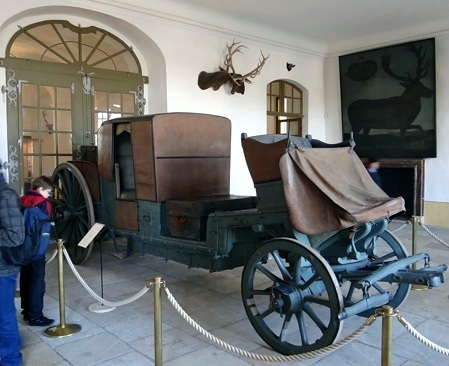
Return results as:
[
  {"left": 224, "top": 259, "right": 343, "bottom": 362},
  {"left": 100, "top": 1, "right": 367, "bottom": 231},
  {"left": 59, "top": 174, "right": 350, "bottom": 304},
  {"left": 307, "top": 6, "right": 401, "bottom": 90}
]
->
[
  {"left": 115, "top": 200, "right": 138, "bottom": 230},
  {"left": 131, "top": 121, "right": 156, "bottom": 200},
  {"left": 155, "top": 158, "right": 230, "bottom": 202},
  {"left": 98, "top": 123, "right": 113, "bottom": 181},
  {"left": 152, "top": 113, "right": 231, "bottom": 201},
  {"left": 152, "top": 113, "right": 231, "bottom": 157}
]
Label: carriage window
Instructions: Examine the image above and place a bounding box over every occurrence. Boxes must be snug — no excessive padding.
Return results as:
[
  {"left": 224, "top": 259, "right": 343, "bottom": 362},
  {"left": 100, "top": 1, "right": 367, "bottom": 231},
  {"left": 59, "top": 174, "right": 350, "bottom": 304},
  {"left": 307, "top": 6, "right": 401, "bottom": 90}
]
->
[{"left": 267, "top": 80, "right": 303, "bottom": 136}]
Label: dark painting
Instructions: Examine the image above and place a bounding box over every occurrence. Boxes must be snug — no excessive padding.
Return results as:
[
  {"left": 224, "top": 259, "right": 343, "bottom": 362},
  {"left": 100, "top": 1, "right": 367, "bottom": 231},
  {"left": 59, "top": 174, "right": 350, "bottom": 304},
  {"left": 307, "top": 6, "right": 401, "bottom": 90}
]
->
[{"left": 339, "top": 38, "right": 436, "bottom": 158}]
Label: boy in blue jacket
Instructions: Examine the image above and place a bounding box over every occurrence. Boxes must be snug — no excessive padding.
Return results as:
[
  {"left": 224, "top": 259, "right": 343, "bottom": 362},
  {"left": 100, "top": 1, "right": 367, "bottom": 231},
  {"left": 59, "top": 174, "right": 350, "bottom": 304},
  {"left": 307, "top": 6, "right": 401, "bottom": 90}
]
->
[{"left": 20, "top": 176, "right": 54, "bottom": 327}]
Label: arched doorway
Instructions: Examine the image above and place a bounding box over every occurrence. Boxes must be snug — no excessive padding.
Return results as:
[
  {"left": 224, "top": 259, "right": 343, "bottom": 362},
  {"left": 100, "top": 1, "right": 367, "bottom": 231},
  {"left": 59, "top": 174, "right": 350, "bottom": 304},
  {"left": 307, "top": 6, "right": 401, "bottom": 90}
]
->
[{"left": 3, "top": 20, "right": 147, "bottom": 193}]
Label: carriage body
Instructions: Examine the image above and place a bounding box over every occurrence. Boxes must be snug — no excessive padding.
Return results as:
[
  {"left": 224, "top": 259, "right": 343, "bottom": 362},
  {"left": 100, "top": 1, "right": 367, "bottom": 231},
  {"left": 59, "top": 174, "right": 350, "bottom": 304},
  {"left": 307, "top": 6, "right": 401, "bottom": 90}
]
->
[
  {"left": 53, "top": 113, "right": 292, "bottom": 269},
  {"left": 51, "top": 113, "right": 446, "bottom": 355}
]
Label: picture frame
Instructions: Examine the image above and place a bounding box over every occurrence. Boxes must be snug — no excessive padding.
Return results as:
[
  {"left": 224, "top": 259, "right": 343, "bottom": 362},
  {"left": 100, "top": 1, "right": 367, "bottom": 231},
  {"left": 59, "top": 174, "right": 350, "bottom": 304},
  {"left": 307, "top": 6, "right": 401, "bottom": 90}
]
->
[{"left": 339, "top": 38, "right": 436, "bottom": 158}]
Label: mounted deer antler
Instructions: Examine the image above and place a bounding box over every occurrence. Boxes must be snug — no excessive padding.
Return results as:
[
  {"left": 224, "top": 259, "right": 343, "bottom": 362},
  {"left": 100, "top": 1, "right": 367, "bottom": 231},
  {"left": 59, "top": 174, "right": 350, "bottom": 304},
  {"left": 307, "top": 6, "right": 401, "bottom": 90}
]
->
[{"left": 198, "top": 40, "right": 270, "bottom": 95}]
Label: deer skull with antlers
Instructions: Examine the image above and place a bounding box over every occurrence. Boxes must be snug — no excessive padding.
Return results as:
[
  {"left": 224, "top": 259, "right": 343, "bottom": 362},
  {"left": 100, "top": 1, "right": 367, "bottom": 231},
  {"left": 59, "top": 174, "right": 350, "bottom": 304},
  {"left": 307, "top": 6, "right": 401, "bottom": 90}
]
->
[{"left": 198, "top": 40, "right": 270, "bottom": 95}]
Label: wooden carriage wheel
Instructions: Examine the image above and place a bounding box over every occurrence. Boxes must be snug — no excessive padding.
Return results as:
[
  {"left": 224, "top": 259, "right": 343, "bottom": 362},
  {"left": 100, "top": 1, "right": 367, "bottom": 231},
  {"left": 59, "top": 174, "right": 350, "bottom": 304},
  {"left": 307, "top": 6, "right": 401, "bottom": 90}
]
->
[
  {"left": 241, "top": 238, "right": 344, "bottom": 355},
  {"left": 51, "top": 163, "right": 95, "bottom": 264}
]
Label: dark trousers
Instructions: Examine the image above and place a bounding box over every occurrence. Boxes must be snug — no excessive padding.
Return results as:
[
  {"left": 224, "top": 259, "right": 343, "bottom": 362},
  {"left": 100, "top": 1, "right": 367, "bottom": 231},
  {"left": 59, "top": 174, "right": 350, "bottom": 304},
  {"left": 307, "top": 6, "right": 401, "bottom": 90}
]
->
[
  {"left": 20, "top": 257, "right": 46, "bottom": 320},
  {"left": 0, "top": 273, "right": 23, "bottom": 366}
]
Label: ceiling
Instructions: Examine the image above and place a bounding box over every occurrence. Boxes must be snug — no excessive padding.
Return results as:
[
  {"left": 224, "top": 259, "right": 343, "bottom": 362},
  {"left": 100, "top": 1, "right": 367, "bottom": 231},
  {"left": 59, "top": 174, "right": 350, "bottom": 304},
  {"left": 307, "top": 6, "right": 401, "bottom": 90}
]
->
[{"left": 167, "top": 0, "right": 449, "bottom": 55}]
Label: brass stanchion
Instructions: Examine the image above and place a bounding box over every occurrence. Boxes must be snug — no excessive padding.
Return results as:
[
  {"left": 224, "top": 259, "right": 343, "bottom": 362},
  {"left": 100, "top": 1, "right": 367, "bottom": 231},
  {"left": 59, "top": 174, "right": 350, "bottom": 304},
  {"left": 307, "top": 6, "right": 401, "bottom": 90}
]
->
[
  {"left": 380, "top": 305, "right": 394, "bottom": 366},
  {"left": 411, "top": 216, "right": 427, "bottom": 291},
  {"left": 153, "top": 276, "right": 163, "bottom": 366},
  {"left": 44, "top": 239, "right": 82, "bottom": 338}
]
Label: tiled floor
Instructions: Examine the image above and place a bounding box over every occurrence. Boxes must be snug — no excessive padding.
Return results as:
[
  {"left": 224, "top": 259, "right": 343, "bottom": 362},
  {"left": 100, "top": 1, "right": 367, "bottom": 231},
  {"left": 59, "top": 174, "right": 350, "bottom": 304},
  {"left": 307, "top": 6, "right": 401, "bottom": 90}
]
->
[{"left": 16, "top": 219, "right": 449, "bottom": 365}]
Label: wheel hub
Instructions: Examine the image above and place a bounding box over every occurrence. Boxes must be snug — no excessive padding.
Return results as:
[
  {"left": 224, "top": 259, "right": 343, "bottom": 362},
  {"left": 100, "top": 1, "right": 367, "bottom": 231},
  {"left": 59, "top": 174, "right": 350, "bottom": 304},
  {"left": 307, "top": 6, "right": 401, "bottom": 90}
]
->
[{"left": 271, "top": 282, "right": 302, "bottom": 315}]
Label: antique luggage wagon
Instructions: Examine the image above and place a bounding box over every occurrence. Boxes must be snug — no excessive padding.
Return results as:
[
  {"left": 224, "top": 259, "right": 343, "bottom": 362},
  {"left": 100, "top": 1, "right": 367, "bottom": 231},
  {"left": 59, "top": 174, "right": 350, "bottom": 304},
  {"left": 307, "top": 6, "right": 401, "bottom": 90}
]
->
[{"left": 51, "top": 112, "right": 446, "bottom": 355}]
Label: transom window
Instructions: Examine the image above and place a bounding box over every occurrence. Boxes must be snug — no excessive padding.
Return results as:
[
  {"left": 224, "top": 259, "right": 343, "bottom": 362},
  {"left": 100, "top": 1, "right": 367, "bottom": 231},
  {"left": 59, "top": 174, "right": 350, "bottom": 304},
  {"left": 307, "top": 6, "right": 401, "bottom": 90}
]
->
[{"left": 7, "top": 20, "right": 141, "bottom": 73}]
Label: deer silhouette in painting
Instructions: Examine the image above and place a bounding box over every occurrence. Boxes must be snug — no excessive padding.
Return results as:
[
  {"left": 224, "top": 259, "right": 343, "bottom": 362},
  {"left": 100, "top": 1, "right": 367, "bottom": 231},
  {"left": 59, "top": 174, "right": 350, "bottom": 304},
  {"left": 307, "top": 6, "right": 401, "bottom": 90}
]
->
[
  {"left": 198, "top": 40, "right": 269, "bottom": 95},
  {"left": 348, "top": 43, "right": 433, "bottom": 138}
]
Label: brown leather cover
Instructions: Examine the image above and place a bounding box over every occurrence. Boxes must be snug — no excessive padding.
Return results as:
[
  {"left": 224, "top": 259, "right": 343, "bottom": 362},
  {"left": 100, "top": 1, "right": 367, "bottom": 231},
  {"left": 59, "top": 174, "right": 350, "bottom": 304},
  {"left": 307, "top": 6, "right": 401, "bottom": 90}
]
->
[{"left": 279, "top": 147, "right": 405, "bottom": 235}]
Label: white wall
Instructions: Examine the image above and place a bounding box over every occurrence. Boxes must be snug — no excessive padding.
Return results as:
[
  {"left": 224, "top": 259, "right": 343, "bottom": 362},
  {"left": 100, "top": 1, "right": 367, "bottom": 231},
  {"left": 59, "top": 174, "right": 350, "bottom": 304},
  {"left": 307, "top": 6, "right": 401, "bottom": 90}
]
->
[
  {"left": 2, "top": 0, "right": 448, "bottom": 207},
  {"left": 0, "top": 0, "right": 327, "bottom": 196}
]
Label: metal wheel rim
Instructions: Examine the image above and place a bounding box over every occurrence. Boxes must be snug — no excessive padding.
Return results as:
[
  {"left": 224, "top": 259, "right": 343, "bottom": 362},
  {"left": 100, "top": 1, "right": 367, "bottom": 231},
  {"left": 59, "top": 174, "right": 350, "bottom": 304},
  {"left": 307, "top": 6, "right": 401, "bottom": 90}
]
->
[
  {"left": 241, "top": 238, "right": 344, "bottom": 355},
  {"left": 51, "top": 162, "right": 95, "bottom": 264}
]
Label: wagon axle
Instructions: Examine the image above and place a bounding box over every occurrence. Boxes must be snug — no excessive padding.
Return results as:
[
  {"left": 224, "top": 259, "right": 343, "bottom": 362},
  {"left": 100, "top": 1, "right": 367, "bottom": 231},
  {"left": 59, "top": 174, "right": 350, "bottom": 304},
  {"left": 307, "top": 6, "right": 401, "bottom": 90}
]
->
[{"left": 271, "top": 282, "right": 303, "bottom": 316}]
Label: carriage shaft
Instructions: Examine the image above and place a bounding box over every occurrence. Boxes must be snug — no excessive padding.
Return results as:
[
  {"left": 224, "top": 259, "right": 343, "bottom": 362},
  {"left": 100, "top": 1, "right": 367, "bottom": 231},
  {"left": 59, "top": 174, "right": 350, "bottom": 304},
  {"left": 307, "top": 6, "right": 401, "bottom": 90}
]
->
[{"left": 358, "top": 253, "right": 428, "bottom": 287}]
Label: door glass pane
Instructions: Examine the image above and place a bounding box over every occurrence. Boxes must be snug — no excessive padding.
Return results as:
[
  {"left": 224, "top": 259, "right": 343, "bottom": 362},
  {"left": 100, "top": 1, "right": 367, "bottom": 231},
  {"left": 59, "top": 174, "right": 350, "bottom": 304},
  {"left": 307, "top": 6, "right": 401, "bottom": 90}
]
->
[
  {"left": 58, "top": 133, "right": 73, "bottom": 154},
  {"left": 57, "top": 110, "right": 72, "bottom": 131},
  {"left": 122, "top": 94, "right": 135, "bottom": 114},
  {"left": 109, "top": 93, "right": 121, "bottom": 113},
  {"left": 42, "top": 155, "right": 57, "bottom": 177},
  {"left": 94, "top": 91, "right": 107, "bottom": 111},
  {"left": 22, "top": 108, "right": 39, "bottom": 130},
  {"left": 42, "top": 110, "right": 55, "bottom": 133},
  {"left": 57, "top": 87, "right": 71, "bottom": 109},
  {"left": 41, "top": 133, "right": 56, "bottom": 154},
  {"left": 40, "top": 85, "right": 55, "bottom": 108},
  {"left": 22, "top": 84, "right": 38, "bottom": 106}
]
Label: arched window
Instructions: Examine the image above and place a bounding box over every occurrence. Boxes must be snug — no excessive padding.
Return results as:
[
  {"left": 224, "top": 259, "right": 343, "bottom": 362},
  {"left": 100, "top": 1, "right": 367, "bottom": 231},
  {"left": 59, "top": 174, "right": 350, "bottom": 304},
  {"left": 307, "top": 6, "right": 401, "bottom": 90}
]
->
[{"left": 267, "top": 80, "right": 303, "bottom": 135}]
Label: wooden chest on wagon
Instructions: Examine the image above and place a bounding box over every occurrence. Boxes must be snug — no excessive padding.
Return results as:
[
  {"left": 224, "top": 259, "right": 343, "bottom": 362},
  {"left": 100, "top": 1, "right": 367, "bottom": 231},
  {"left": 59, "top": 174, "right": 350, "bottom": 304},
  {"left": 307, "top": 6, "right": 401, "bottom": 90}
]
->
[{"left": 166, "top": 195, "right": 256, "bottom": 240}]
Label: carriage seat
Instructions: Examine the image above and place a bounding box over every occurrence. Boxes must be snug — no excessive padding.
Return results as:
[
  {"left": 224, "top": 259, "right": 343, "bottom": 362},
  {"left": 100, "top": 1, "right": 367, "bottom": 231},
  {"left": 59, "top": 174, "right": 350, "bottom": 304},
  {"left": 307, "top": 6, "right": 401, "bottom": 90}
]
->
[
  {"left": 241, "top": 134, "right": 312, "bottom": 184},
  {"left": 241, "top": 133, "right": 353, "bottom": 184}
]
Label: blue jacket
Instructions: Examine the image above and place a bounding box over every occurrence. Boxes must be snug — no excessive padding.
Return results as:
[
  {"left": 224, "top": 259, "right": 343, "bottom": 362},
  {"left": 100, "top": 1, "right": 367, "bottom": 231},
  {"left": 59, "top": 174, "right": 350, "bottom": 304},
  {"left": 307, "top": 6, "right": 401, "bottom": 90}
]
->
[{"left": 0, "top": 173, "right": 25, "bottom": 276}]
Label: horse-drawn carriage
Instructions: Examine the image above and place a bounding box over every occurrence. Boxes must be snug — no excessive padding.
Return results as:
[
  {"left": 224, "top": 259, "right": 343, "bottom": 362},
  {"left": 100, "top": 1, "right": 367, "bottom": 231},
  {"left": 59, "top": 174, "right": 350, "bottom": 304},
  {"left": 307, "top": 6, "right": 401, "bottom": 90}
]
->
[{"left": 51, "top": 113, "right": 446, "bottom": 355}]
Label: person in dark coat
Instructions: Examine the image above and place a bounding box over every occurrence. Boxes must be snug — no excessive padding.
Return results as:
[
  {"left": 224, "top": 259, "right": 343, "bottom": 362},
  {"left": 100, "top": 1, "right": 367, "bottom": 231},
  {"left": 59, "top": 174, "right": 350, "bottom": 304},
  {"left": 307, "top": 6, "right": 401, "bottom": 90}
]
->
[
  {"left": 366, "top": 158, "right": 382, "bottom": 188},
  {"left": 20, "top": 176, "right": 54, "bottom": 327},
  {"left": 0, "top": 165, "right": 25, "bottom": 366}
]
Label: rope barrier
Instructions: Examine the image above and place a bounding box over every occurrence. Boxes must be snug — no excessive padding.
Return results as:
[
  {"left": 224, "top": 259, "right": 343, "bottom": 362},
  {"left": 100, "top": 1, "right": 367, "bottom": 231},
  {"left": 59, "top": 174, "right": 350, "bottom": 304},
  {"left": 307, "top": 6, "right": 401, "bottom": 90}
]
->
[
  {"left": 390, "top": 220, "right": 411, "bottom": 233},
  {"left": 49, "top": 233, "right": 448, "bottom": 362},
  {"left": 45, "top": 248, "right": 57, "bottom": 264},
  {"left": 62, "top": 248, "right": 150, "bottom": 307},
  {"left": 417, "top": 220, "right": 449, "bottom": 249},
  {"left": 164, "top": 286, "right": 374, "bottom": 362},
  {"left": 396, "top": 313, "right": 449, "bottom": 356}
]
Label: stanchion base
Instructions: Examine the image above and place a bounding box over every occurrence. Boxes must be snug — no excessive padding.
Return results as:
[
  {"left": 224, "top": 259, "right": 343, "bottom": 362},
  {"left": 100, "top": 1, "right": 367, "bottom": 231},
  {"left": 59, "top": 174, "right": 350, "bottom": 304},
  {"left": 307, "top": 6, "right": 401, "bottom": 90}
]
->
[
  {"left": 411, "top": 284, "right": 428, "bottom": 291},
  {"left": 88, "top": 302, "right": 116, "bottom": 313},
  {"left": 44, "top": 324, "right": 82, "bottom": 338}
]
